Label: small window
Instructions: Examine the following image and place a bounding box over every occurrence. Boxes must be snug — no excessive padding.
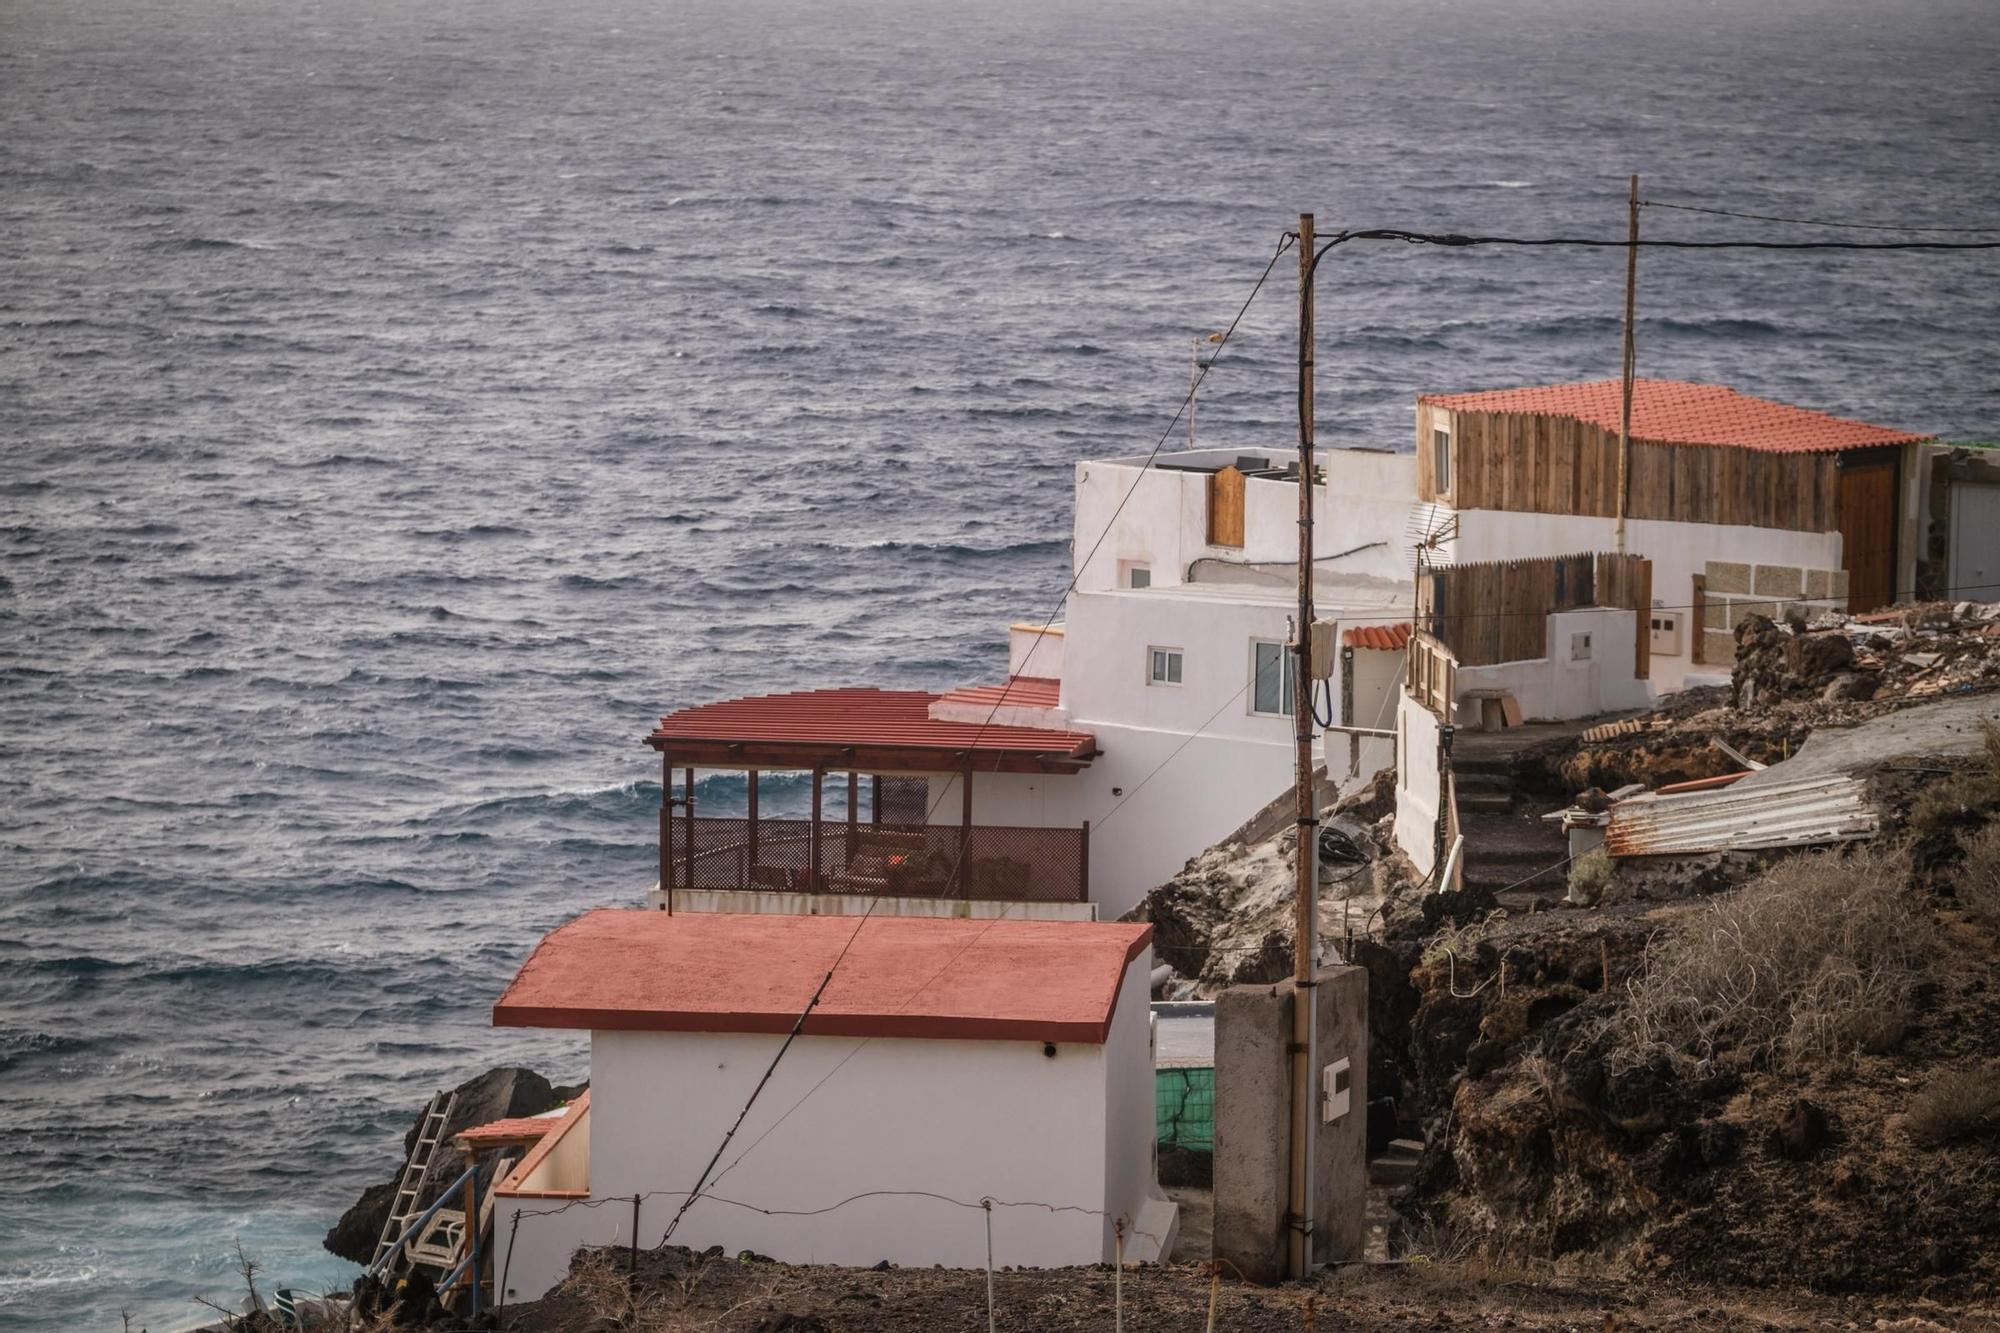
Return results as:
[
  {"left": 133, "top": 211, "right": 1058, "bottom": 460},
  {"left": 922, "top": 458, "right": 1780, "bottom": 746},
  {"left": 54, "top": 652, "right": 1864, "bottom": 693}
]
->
[
  {"left": 1127, "top": 564, "right": 1151, "bottom": 589},
  {"left": 1250, "top": 639, "right": 1296, "bottom": 716},
  {"left": 1433, "top": 428, "right": 1451, "bottom": 493},
  {"left": 1148, "top": 647, "right": 1183, "bottom": 686}
]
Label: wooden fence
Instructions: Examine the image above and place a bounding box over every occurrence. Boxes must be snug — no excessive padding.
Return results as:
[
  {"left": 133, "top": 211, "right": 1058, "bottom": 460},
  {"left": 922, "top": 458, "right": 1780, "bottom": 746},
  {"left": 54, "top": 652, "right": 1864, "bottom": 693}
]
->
[{"left": 1417, "top": 551, "right": 1652, "bottom": 671}]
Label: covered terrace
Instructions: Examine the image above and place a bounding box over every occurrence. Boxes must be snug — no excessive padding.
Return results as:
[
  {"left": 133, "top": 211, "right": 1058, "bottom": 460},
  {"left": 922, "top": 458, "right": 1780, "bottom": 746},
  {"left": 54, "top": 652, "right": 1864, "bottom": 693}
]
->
[{"left": 646, "top": 686, "right": 1098, "bottom": 904}]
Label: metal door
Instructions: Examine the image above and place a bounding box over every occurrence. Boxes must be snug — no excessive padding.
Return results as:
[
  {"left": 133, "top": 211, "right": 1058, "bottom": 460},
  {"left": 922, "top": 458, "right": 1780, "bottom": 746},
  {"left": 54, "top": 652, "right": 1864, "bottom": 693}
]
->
[{"left": 1948, "top": 481, "right": 2000, "bottom": 601}]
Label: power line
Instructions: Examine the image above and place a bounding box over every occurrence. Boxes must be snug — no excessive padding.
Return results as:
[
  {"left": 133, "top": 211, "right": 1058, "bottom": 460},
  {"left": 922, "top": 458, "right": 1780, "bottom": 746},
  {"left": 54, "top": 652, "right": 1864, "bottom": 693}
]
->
[
  {"left": 1639, "top": 199, "right": 2000, "bottom": 234},
  {"left": 1307, "top": 227, "right": 2000, "bottom": 253}
]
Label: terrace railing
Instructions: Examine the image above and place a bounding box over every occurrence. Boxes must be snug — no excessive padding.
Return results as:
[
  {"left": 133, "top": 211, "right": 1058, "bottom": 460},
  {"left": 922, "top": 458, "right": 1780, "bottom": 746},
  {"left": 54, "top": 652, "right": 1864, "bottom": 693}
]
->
[{"left": 665, "top": 816, "right": 1089, "bottom": 903}]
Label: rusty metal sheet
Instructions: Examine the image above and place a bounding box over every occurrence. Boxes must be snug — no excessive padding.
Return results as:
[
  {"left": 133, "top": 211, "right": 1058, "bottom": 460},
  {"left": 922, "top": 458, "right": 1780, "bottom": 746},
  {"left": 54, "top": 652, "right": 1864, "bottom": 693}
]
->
[{"left": 1605, "top": 772, "right": 1877, "bottom": 857}]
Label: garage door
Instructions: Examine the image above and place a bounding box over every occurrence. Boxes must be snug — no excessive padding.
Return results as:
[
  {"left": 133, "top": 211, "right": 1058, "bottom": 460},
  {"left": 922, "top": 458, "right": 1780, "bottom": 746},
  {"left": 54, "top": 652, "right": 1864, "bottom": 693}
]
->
[{"left": 1949, "top": 482, "right": 2000, "bottom": 601}]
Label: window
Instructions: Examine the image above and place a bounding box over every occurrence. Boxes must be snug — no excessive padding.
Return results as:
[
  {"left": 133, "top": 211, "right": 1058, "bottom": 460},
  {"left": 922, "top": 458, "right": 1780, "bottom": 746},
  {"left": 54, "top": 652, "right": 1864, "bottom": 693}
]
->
[
  {"left": 1250, "top": 639, "right": 1295, "bottom": 716},
  {"left": 1433, "top": 427, "right": 1451, "bottom": 493},
  {"left": 1127, "top": 564, "right": 1152, "bottom": 589},
  {"left": 1148, "top": 647, "right": 1183, "bottom": 686}
]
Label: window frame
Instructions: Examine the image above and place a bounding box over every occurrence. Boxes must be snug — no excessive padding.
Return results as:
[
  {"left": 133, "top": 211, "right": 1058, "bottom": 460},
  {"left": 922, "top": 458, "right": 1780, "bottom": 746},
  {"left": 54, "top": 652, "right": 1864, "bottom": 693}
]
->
[
  {"left": 1147, "top": 645, "right": 1184, "bottom": 687},
  {"left": 1248, "top": 638, "right": 1296, "bottom": 717},
  {"left": 1123, "top": 562, "right": 1153, "bottom": 590},
  {"left": 1432, "top": 426, "right": 1452, "bottom": 495}
]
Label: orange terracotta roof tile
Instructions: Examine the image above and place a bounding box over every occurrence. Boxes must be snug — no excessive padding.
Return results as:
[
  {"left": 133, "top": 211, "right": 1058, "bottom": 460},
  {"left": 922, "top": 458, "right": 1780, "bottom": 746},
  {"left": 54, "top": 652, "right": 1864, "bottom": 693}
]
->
[
  {"left": 1342, "top": 622, "right": 1411, "bottom": 651},
  {"left": 1418, "top": 380, "right": 1928, "bottom": 454},
  {"left": 935, "top": 676, "right": 1062, "bottom": 710}
]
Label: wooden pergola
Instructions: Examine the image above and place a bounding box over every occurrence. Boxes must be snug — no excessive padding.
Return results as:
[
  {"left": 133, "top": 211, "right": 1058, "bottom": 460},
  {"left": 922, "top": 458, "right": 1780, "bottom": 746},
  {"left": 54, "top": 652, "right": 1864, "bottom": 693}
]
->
[{"left": 645, "top": 687, "right": 1098, "bottom": 902}]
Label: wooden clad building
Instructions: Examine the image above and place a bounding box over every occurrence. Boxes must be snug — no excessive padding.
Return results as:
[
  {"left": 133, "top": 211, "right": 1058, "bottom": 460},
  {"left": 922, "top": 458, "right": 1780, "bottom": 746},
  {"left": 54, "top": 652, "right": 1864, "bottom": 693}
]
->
[{"left": 1414, "top": 380, "right": 1931, "bottom": 612}]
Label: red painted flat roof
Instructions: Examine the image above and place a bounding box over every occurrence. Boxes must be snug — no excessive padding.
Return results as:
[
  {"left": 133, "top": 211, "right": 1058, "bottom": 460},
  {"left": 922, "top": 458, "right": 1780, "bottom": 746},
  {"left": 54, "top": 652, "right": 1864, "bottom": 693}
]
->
[
  {"left": 934, "top": 676, "right": 1062, "bottom": 710},
  {"left": 1343, "top": 622, "right": 1411, "bottom": 651},
  {"left": 1419, "top": 380, "right": 1928, "bottom": 454},
  {"left": 648, "top": 687, "right": 1093, "bottom": 761},
  {"left": 494, "top": 910, "right": 1152, "bottom": 1044}
]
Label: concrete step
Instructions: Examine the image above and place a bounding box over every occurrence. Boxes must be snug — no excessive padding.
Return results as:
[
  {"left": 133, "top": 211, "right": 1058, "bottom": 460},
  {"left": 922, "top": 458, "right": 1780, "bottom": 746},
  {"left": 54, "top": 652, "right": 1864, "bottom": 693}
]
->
[
  {"left": 1456, "top": 790, "right": 1515, "bottom": 815},
  {"left": 1368, "top": 1138, "right": 1426, "bottom": 1188},
  {"left": 1453, "top": 771, "right": 1513, "bottom": 796}
]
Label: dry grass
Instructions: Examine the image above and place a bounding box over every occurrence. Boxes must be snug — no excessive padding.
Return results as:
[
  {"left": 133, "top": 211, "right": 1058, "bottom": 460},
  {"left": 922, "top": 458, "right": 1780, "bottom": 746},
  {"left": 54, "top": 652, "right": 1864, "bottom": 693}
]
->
[
  {"left": 1905, "top": 1062, "right": 2000, "bottom": 1148},
  {"left": 1610, "top": 843, "right": 1935, "bottom": 1073},
  {"left": 1959, "top": 820, "right": 2000, "bottom": 929},
  {"left": 1910, "top": 722, "right": 2000, "bottom": 839}
]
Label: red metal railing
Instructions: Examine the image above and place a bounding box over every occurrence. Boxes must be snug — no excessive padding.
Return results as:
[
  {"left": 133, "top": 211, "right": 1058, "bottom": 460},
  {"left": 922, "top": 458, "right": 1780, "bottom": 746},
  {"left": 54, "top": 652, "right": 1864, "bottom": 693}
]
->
[{"left": 664, "top": 817, "right": 1090, "bottom": 903}]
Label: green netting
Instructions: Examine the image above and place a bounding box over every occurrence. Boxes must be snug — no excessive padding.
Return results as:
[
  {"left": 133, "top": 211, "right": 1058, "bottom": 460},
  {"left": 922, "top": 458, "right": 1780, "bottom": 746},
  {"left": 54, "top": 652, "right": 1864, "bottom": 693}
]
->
[{"left": 1156, "top": 1066, "right": 1214, "bottom": 1152}]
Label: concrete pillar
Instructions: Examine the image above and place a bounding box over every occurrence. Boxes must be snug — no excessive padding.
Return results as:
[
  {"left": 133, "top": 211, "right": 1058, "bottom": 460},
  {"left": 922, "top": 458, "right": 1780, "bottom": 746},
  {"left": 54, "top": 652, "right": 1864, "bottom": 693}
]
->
[{"left": 1212, "top": 965, "right": 1368, "bottom": 1282}]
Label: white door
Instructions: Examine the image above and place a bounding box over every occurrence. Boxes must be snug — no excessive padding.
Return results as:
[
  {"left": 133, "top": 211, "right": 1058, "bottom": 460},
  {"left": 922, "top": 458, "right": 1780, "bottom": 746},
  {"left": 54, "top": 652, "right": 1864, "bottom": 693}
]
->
[{"left": 1948, "top": 482, "right": 2000, "bottom": 600}]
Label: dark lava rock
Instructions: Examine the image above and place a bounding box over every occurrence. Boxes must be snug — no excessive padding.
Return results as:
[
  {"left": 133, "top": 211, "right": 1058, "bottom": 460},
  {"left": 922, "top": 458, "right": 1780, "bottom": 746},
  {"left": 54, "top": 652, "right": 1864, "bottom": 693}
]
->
[
  {"left": 1768, "top": 1097, "right": 1832, "bottom": 1161},
  {"left": 323, "top": 1066, "right": 564, "bottom": 1264},
  {"left": 1787, "top": 630, "right": 1855, "bottom": 680},
  {"left": 1821, "top": 671, "right": 1880, "bottom": 702},
  {"left": 754, "top": 1314, "right": 830, "bottom": 1333}
]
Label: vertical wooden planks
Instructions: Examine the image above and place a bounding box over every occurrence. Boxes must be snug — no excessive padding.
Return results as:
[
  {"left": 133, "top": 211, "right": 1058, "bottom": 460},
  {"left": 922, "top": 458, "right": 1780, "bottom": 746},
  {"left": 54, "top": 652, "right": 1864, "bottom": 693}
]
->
[{"left": 1207, "top": 466, "right": 1246, "bottom": 547}]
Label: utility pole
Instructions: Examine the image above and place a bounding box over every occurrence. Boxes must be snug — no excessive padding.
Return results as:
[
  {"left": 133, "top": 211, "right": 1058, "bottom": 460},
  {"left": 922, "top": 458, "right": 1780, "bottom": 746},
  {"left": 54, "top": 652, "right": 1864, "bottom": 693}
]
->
[
  {"left": 1287, "top": 211, "right": 1320, "bottom": 1282},
  {"left": 1189, "top": 337, "right": 1200, "bottom": 449},
  {"left": 1615, "top": 173, "right": 1639, "bottom": 555}
]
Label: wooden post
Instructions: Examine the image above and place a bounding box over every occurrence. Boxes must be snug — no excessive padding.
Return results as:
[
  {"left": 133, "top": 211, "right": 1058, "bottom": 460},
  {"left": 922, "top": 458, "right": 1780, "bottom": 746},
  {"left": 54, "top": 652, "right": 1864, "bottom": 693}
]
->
[
  {"left": 1340, "top": 645, "right": 1356, "bottom": 777},
  {"left": 668, "top": 752, "right": 684, "bottom": 896},
  {"left": 1691, "top": 574, "right": 1707, "bottom": 664},
  {"left": 683, "top": 767, "right": 696, "bottom": 892},
  {"left": 871, "top": 774, "right": 882, "bottom": 826},
  {"left": 1287, "top": 210, "right": 1320, "bottom": 1282},
  {"left": 958, "top": 766, "right": 974, "bottom": 898},
  {"left": 746, "top": 770, "right": 760, "bottom": 885},
  {"left": 1615, "top": 173, "right": 1639, "bottom": 555},
  {"left": 809, "top": 769, "right": 823, "bottom": 892}
]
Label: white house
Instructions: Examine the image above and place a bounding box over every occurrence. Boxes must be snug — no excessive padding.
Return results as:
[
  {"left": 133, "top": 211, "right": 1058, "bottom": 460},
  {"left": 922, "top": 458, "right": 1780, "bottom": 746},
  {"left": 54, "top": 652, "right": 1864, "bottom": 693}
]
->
[{"left": 486, "top": 909, "right": 1171, "bottom": 1304}]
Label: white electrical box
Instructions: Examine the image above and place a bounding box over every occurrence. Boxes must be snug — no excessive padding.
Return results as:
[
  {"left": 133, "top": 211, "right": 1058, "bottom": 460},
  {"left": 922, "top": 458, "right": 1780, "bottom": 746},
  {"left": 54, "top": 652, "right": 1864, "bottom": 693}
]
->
[
  {"left": 1570, "top": 631, "right": 1593, "bottom": 662},
  {"left": 1320, "top": 1056, "right": 1352, "bottom": 1124},
  {"left": 1308, "top": 619, "right": 1339, "bottom": 679},
  {"left": 1649, "top": 610, "right": 1683, "bottom": 657}
]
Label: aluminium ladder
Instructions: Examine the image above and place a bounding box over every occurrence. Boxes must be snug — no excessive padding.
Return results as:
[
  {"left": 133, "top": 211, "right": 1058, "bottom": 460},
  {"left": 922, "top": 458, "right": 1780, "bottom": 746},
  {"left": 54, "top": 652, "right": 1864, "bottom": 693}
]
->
[{"left": 371, "top": 1090, "right": 459, "bottom": 1271}]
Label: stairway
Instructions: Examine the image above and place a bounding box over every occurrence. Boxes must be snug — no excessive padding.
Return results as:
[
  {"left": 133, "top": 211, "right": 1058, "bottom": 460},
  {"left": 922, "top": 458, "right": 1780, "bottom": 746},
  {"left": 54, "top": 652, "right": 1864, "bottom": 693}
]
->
[
  {"left": 1451, "top": 742, "right": 1571, "bottom": 905},
  {"left": 372, "top": 1089, "right": 459, "bottom": 1272}
]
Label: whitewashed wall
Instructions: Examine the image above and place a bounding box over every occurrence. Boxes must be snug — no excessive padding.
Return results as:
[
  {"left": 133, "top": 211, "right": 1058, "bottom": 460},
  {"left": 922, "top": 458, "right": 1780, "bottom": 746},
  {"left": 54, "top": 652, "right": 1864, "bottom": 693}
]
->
[
  {"left": 1071, "top": 449, "right": 1417, "bottom": 593},
  {"left": 1335, "top": 646, "right": 1404, "bottom": 782},
  {"left": 1454, "top": 608, "right": 1653, "bottom": 722}
]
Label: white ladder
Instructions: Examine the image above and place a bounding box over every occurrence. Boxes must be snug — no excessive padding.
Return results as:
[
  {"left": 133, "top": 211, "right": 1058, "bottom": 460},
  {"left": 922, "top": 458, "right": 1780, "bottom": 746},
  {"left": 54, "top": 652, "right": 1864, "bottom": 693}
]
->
[{"left": 372, "top": 1090, "right": 459, "bottom": 1270}]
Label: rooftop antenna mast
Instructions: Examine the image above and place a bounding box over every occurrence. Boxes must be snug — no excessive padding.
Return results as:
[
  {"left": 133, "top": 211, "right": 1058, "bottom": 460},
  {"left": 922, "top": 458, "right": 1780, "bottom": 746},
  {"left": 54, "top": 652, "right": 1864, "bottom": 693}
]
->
[
  {"left": 1615, "top": 173, "right": 1639, "bottom": 555},
  {"left": 1189, "top": 330, "right": 1224, "bottom": 449}
]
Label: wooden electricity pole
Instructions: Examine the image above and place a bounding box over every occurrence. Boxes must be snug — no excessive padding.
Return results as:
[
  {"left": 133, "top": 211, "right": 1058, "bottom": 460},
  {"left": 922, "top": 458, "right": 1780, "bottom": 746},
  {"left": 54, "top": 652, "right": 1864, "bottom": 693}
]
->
[
  {"left": 1615, "top": 173, "right": 1639, "bottom": 554},
  {"left": 1287, "top": 211, "right": 1320, "bottom": 1282}
]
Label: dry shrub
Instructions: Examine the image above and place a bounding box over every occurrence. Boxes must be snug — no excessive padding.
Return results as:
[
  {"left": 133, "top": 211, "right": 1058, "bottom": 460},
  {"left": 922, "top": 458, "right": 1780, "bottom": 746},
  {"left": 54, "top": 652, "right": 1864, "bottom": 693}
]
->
[
  {"left": 1959, "top": 820, "right": 2000, "bottom": 929},
  {"left": 1905, "top": 1062, "right": 2000, "bottom": 1147},
  {"left": 1909, "top": 722, "right": 2000, "bottom": 839},
  {"left": 566, "top": 1247, "right": 663, "bottom": 1330},
  {"left": 1567, "top": 848, "right": 1614, "bottom": 905},
  {"left": 1611, "top": 843, "right": 1934, "bottom": 1073}
]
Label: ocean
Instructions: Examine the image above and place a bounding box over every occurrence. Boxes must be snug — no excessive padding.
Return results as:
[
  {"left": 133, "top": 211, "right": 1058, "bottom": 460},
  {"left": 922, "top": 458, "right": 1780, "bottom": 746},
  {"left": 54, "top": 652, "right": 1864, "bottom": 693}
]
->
[{"left": 2, "top": 0, "right": 1996, "bottom": 1325}]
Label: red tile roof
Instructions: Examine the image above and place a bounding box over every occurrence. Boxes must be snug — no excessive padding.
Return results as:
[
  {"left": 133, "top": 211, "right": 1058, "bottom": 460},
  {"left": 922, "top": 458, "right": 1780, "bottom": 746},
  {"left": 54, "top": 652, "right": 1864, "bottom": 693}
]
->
[
  {"left": 1342, "top": 622, "right": 1412, "bottom": 651},
  {"left": 458, "top": 1113, "right": 564, "bottom": 1146},
  {"left": 934, "top": 676, "right": 1062, "bottom": 710},
  {"left": 648, "top": 687, "right": 1094, "bottom": 766},
  {"left": 1418, "top": 380, "right": 1929, "bottom": 454},
  {"left": 494, "top": 910, "right": 1153, "bottom": 1044}
]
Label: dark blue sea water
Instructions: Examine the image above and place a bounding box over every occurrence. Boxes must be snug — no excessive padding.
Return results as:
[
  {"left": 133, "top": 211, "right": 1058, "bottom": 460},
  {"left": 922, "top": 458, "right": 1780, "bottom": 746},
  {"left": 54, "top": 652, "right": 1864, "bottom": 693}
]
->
[{"left": 2, "top": 0, "right": 1996, "bottom": 1324}]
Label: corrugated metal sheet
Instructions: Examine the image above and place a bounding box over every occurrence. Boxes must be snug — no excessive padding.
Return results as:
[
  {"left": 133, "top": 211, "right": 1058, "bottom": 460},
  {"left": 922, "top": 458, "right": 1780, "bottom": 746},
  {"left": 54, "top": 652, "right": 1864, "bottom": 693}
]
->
[{"left": 1605, "top": 772, "right": 1878, "bottom": 856}]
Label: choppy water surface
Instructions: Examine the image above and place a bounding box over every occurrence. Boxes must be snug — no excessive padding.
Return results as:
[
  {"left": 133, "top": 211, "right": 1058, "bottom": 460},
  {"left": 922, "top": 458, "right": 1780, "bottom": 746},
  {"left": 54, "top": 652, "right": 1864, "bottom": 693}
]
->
[{"left": 3, "top": 0, "right": 1997, "bottom": 1324}]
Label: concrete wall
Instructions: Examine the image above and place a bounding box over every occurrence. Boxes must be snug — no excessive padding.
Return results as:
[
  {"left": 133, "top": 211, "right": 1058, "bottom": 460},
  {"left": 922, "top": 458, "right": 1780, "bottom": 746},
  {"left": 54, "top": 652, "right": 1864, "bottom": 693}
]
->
[
  {"left": 1454, "top": 608, "right": 1652, "bottom": 723},
  {"left": 1698, "top": 558, "right": 1849, "bottom": 665},
  {"left": 1008, "top": 623, "right": 1066, "bottom": 681},
  {"left": 490, "top": 952, "right": 1161, "bottom": 1302},
  {"left": 1445, "top": 507, "right": 1843, "bottom": 692},
  {"left": 1392, "top": 688, "right": 1444, "bottom": 878},
  {"left": 1211, "top": 966, "right": 1369, "bottom": 1281}
]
